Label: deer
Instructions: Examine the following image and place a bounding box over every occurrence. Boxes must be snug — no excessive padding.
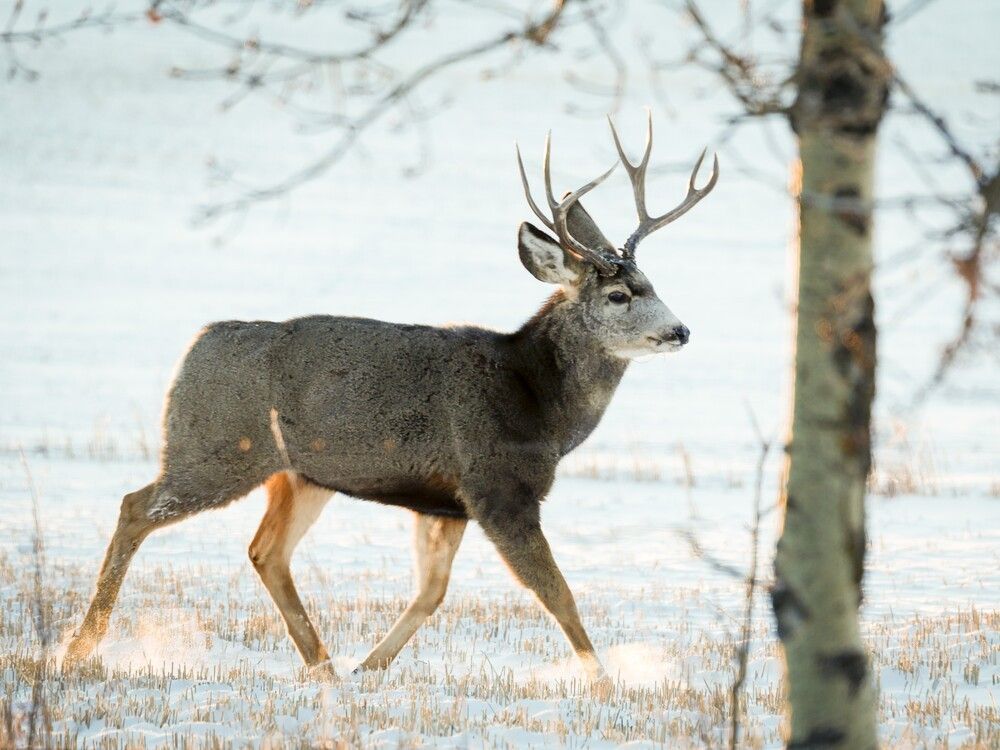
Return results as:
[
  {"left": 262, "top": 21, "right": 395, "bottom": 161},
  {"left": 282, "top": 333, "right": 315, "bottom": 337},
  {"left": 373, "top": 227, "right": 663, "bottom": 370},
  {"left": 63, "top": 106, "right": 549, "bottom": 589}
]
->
[{"left": 63, "top": 114, "right": 718, "bottom": 686}]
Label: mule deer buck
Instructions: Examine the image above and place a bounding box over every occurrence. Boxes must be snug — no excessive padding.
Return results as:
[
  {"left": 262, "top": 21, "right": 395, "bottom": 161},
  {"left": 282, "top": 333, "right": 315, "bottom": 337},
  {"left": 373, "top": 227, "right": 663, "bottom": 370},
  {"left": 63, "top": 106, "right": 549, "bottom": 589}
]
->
[{"left": 65, "top": 114, "right": 718, "bottom": 683}]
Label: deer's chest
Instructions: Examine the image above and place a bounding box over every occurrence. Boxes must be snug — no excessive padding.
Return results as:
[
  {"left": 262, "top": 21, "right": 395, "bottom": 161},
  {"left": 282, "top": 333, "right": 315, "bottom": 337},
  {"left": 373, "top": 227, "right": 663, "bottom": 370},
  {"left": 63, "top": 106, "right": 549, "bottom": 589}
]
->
[{"left": 558, "top": 383, "right": 616, "bottom": 456}]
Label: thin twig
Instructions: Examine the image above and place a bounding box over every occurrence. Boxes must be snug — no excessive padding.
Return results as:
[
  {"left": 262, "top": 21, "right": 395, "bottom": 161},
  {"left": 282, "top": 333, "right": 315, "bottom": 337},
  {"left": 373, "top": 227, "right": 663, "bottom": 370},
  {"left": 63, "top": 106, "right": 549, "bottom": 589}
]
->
[
  {"left": 893, "top": 71, "right": 983, "bottom": 183},
  {"left": 564, "top": 3, "right": 626, "bottom": 117},
  {"left": 682, "top": 0, "right": 788, "bottom": 118},
  {"left": 675, "top": 529, "right": 744, "bottom": 580},
  {"left": 20, "top": 448, "right": 50, "bottom": 750},
  {"left": 729, "top": 407, "right": 772, "bottom": 750},
  {"left": 160, "top": 0, "right": 426, "bottom": 66},
  {"left": 0, "top": 6, "right": 140, "bottom": 43}
]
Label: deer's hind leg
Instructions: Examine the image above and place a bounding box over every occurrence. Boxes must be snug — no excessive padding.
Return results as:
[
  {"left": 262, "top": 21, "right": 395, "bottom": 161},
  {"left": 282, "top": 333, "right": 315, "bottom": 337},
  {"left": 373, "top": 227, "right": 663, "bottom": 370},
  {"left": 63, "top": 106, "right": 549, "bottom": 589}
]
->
[
  {"left": 65, "top": 481, "right": 180, "bottom": 664},
  {"left": 249, "top": 472, "right": 333, "bottom": 675},
  {"left": 66, "top": 459, "right": 271, "bottom": 666},
  {"left": 357, "top": 513, "right": 467, "bottom": 671}
]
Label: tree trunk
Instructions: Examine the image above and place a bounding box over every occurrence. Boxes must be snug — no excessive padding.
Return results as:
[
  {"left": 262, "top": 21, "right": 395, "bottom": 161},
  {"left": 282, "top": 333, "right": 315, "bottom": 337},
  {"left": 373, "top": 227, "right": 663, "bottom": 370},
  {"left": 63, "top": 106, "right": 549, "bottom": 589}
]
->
[{"left": 772, "top": 1, "right": 888, "bottom": 747}]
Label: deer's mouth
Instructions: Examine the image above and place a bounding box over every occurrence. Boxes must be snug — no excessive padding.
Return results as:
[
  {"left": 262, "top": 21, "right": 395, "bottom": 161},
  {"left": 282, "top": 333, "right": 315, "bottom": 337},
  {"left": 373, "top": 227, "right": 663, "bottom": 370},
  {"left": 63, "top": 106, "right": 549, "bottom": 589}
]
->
[{"left": 645, "top": 336, "right": 685, "bottom": 353}]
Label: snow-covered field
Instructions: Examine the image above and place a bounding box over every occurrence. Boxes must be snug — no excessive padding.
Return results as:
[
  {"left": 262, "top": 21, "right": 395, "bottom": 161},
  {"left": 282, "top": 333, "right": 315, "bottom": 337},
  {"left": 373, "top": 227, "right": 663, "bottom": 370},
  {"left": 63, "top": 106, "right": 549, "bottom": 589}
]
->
[{"left": 1, "top": 2, "right": 998, "bottom": 747}]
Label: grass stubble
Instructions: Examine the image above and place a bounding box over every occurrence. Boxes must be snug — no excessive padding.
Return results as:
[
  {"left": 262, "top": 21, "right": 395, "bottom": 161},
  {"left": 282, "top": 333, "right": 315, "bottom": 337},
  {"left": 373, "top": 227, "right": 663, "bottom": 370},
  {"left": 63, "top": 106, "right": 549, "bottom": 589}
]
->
[
  {"left": 0, "top": 438, "right": 996, "bottom": 748},
  {"left": 0, "top": 548, "right": 996, "bottom": 748}
]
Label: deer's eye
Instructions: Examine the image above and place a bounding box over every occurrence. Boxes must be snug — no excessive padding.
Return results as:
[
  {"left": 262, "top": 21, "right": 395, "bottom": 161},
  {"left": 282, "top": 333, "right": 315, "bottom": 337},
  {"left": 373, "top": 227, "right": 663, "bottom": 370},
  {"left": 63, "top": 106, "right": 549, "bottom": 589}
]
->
[{"left": 607, "top": 291, "right": 629, "bottom": 304}]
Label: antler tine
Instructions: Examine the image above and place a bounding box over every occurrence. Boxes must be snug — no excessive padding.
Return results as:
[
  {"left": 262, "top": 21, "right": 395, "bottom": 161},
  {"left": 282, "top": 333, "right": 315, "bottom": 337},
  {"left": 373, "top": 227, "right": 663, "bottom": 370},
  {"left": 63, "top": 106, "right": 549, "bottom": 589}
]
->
[
  {"left": 541, "top": 131, "right": 617, "bottom": 212},
  {"left": 608, "top": 110, "right": 653, "bottom": 226},
  {"left": 555, "top": 165, "right": 619, "bottom": 212},
  {"left": 642, "top": 148, "right": 719, "bottom": 230},
  {"left": 516, "top": 143, "right": 555, "bottom": 232},
  {"left": 549, "top": 166, "right": 618, "bottom": 273},
  {"left": 518, "top": 131, "right": 620, "bottom": 275},
  {"left": 689, "top": 149, "right": 720, "bottom": 196},
  {"left": 542, "top": 131, "right": 557, "bottom": 211},
  {"left": 611, "top": 113, "right": 720, "bottom": 257}
]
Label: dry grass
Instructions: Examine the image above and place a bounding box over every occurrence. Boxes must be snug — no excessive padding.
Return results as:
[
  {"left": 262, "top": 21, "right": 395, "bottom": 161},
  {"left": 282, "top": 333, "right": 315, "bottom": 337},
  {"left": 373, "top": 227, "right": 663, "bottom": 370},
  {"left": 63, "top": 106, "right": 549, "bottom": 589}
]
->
[
  {"left": 869, "top": 438, "right": 942, "bottom": 497},
  {"left": 1, "top": 431, "right": 995, "bottom": 747},
  {"left": 0, "top": 549, "right": 996, "bottom": 749}
]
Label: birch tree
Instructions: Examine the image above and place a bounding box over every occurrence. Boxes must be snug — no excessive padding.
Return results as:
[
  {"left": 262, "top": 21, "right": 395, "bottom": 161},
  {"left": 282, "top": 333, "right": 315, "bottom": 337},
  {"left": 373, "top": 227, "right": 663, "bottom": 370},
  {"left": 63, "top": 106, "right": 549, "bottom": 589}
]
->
[{"left": 770, "top": 1, "right": 888, "bottom": 745}]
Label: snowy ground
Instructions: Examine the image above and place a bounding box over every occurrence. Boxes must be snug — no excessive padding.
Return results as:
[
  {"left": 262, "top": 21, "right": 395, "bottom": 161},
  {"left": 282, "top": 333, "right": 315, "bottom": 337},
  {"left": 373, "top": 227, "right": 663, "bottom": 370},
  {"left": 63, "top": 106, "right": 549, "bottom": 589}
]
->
[
  {"left": 1, "top": 1, "right": 998, "bottom": 747},
  {"left": 1, "top": 458, "right": 997, "bottom": 747}
]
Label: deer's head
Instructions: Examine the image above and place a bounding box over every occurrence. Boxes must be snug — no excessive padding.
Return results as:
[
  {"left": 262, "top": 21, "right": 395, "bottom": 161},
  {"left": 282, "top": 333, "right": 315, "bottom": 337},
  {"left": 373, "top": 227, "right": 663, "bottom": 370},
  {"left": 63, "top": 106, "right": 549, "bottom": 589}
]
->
[{"left": 516, "top": 114, "right": 718, "bottom": 360}]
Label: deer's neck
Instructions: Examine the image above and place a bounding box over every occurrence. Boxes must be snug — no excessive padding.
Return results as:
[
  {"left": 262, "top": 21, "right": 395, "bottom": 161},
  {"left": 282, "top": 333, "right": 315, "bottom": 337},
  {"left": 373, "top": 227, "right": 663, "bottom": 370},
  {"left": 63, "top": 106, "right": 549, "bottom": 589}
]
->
[{"left": 511, "top": 290, "right": 628, "bottom": 455}]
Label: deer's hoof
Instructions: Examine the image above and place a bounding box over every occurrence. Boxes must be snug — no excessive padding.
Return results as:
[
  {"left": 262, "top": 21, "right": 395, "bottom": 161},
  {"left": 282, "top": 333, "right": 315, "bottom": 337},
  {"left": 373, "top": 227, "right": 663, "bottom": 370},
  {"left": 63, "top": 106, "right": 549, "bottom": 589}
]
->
[
  {"left": 62, "top": 634, "right": 95, "bottom": 669},
  {"left": 588, "top": 674, "right": 615, "bottom": 701},
  {"left": 352, "top": 656, "right": 391, "bottom": 674},
  {"left": 305, "top": 660, "right": 338, "bottom": 682}
]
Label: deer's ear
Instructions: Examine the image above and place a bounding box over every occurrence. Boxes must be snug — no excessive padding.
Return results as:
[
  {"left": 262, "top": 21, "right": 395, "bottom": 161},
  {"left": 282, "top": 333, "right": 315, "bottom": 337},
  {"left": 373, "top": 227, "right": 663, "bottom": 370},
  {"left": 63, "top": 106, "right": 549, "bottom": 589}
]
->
[{"left": 518, "top": 222, "right": 585, "bottom": 285}]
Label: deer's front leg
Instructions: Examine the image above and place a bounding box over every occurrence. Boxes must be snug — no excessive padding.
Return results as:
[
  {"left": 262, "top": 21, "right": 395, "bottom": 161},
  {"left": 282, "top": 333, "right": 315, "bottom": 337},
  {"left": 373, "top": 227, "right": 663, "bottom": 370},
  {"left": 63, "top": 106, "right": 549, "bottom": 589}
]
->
[
  {"left": 473, "top": 498, "right": 606, "bottom": 681},
  {"left": 357, "top": 512, "right": 467, "bottom": 671}
]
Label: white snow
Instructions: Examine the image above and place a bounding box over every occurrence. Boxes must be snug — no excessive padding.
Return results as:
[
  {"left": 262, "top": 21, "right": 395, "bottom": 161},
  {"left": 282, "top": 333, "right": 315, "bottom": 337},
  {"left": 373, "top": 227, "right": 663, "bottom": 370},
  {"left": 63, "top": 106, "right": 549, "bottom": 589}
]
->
[{"left": 1, "top": 1, "right": 997, "bottom": 747}]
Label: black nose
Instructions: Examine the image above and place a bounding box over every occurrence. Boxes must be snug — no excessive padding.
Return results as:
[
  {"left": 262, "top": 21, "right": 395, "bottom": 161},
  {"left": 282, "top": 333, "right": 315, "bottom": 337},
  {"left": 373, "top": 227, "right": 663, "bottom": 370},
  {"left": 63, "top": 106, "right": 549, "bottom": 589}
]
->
[{"left": 665, "top": 325, "right": 690, "bottom": 345}]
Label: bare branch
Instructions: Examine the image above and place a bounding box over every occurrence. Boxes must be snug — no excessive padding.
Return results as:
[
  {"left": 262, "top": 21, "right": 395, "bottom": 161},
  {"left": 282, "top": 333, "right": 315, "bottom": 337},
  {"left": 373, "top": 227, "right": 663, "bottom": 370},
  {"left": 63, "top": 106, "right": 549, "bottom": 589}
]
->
[
  {"left": 1, "top": 3, "right": 142, "bottom": 80},
  {"left": 913, "top": 170, "right": 999, "bottom": 401},
  {"left": 675, "top": 528, "right": 745, "bottom": 580},
  {"left": 198, "top": 32, "right": 511, "bottom": 220},
  {"left": 159, "top": 0, "right": 426, "bottom": 67},
  {"left": 889, "top": 0, "right": 942, "bottom": 26},
  {"left": 682, "top": 0, "right": 789, "bottom": 118},
  {"left": 889, "top": 72, "right": 999, "bottom": 399},
  {"left": 197, "top": 0, "right": 573, "bottom": 220},
  {"left": 0, "top": 6, "right": 140, "bottom": 44},
  {"left": 893, "top": 71, "right": 984, "bottom": 184},
  {"left": 564, "top": 3, "right": 626, "bottom": 117}
]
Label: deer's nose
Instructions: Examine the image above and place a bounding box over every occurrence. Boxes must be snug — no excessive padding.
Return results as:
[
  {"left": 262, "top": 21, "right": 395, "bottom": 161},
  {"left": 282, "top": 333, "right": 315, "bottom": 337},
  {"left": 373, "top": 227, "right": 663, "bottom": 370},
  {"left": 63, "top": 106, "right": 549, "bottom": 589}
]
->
[{"left": 664, "top": 325, "right": 690, "bottom": 345}]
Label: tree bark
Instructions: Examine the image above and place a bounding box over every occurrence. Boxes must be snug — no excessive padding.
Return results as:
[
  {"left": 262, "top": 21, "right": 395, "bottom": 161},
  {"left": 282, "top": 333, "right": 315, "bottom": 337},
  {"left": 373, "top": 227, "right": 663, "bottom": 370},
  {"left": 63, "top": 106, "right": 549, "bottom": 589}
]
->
[{"left": 773, "top": 1, "right": 888, "bottom": 747}]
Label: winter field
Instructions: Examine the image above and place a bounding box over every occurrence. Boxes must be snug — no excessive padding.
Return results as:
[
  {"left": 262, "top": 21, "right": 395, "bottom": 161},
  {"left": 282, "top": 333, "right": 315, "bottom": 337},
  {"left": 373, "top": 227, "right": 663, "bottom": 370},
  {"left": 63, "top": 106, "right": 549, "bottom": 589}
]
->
[{"left": 1, "top": 1, "right": 998, "bottom": 748}]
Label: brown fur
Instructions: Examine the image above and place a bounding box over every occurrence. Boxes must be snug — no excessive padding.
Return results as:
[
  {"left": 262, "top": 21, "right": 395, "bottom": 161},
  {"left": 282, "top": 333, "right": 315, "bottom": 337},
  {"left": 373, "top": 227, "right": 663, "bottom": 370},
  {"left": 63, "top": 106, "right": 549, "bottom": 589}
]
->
[
  {"left": 359, "top": 513, "right": 467, "bottom": 670},
  {"left": 248, "top": 473, "right": 333, "bottom": 672},
  {"left": 64, "top": 483, "right": 165, "bottom": 663}
]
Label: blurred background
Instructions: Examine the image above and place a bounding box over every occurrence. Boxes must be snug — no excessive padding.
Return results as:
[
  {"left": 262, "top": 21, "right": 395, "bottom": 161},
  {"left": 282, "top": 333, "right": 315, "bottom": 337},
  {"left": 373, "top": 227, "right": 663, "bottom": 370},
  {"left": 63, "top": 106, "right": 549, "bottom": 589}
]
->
[{"left": 1, "top": 0, "right": 996, "bottom": 486}]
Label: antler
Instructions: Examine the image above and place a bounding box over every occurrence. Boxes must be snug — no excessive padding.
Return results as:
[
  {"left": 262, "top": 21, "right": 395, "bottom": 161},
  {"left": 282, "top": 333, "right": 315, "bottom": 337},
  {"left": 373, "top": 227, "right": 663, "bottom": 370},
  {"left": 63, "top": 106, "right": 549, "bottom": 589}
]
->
[
  {"left": 608, "top": 111, "right": 719, "bottom": 259},
  {"left": 516, "top": 133, "right": 621, "bottom": 276}
]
